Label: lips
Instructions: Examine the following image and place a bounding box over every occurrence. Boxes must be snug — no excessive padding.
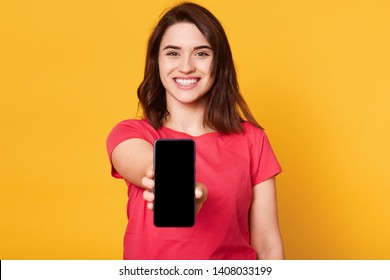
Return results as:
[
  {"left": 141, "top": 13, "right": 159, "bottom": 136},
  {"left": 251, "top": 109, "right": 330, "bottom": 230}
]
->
[{"left": 174, "top": 78, "right": 199, "bottom": 86}]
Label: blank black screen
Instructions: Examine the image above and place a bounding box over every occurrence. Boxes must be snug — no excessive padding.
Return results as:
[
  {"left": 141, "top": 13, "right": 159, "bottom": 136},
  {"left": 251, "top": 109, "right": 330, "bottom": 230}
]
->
[{"left": 153, "top": 139, "right": 195, "bottom": 227}]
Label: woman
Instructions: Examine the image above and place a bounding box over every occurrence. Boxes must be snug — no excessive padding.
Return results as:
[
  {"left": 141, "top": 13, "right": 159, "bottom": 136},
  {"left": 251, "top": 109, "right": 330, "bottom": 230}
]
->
[{"left": 107, "top": 2, "right": 284, "bottom": 260}]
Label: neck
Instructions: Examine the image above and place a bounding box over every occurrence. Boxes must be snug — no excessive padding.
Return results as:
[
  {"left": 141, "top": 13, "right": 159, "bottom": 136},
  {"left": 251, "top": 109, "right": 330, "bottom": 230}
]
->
[{"left": 163, "top": 98, "right": 214, "bottom": 136}]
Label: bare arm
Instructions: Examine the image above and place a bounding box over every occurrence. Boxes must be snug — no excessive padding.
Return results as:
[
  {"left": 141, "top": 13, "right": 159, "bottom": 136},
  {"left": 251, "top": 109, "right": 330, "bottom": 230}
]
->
[
  {"left": 111, "top": 138, "right": 153, "bottom": 189},
  {"left": 249, "top": 177, "right": 284, "bottom": 260}
]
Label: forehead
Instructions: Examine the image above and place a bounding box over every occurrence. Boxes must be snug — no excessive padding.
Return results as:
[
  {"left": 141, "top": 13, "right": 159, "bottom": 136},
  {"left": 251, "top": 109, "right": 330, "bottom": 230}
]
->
[{"left": 160, "top": 22, "right": 210, "bottom": 48}]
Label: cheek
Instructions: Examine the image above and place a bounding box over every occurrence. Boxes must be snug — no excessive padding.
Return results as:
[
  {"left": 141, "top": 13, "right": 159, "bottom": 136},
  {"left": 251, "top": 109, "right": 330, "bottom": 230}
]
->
[
  {"left": 199, "top": 60, "right": 213, "bottom": 76},
  {"left": 205, "top": 64, "right": 216, "bottom": 88},
  {"left": 159, "top": 60, "right": 175, "bottom": 77},
  {"left": 158, "top": 62, "right": 167, "bottom": 81},
  {"left": 158, "top": 64, "right": 171, "bottom": 89},
  {"left": 206, "top": 77, "right": 215, "bottom": 92}
]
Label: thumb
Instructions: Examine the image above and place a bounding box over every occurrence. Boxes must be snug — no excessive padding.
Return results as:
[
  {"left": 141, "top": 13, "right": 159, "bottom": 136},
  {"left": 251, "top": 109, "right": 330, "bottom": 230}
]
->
[{"left": 195, "top": 182, "right": 207, "bottom": 203}]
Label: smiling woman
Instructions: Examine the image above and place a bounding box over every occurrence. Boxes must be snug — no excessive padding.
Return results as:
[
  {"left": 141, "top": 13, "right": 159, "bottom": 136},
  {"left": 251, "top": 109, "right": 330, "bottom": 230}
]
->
[
  {"left": 158, "top": 23, "right": 215, "bottom": 118},
  {"left": 137, "top": 2, "right": 261, "bottom": 134},
  {"left": 106, "top": 2, "right": 284, "bottom": 260}
]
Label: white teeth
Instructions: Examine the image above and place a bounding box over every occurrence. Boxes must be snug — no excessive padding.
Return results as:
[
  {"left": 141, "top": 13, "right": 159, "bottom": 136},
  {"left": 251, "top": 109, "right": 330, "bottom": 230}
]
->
[{"left": 175, "top": 78, "right": 198, "bottom": 86}]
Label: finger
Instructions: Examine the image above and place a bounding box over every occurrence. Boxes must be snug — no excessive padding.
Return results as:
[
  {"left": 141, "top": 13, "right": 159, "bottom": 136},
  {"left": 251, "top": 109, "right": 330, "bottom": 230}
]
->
[
  {"left": 145, "top": 164, "right": 155, "bottom": 178},
  {"left": 195, "top": 183, "right": 207, "bottom": 202},
  {"left": 141, "top": 176, "right": 155, "bottom": 190},
  {"left": 194, "top": 182, "right": 207, "bottom": 215},
  {"left": 147, "top": 202, "right": 154, "bottom": 211},
  {"left": 195, "top": 188, "right": 203, "bottom": 199},
  {"left": 143, "top": 189, "right": 154, "bottom": 202}
]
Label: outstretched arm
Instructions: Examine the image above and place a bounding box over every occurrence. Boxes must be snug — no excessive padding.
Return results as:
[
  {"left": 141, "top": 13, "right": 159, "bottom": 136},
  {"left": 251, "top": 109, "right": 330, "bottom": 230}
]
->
[{"left": 111, "top": 138, "right": 153, "bottom": 189}]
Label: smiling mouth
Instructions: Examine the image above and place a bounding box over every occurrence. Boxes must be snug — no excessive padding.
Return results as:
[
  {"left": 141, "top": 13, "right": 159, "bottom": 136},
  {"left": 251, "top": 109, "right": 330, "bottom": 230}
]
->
[{"left": 174, "top": 78, "right": 199, "bottom": 86}]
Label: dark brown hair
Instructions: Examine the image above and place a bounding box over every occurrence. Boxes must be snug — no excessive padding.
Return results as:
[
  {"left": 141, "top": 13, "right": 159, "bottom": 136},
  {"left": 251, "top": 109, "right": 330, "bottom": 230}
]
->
[{"left": 137, "top": 2, "right": 262, "bottom": 133}]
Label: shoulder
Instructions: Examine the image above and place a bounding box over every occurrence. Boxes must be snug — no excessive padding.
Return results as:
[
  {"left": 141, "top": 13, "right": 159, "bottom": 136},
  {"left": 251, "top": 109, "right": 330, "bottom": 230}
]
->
[
  {"left": 114, "top": 118, "right": 154, "bottom": 131},
  {"left": 240, "top": 121, "right": 266, "bottom": 141},
  {"left": 109, "top": 118, "right": 159, "bottom": 138},
  {"left": 240, "top": 121, "right": 276, "bottom": 153},
  {"left": 241, "top": 121, "right": 264, "bottom": 132},
  {"left": 106, "top": 118, "right": 159, "bottom": 153}
]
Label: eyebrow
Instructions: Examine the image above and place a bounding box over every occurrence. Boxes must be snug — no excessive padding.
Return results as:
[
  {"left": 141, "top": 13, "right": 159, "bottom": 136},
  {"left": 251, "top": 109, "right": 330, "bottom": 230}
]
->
[{"left": 162, "top": 45, "right": 212, "bottom": 51}]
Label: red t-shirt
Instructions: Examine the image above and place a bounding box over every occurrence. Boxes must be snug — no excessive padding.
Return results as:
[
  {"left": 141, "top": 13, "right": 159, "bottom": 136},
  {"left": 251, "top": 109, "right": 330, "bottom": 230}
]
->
[{"left": 106, "top": 119, "right": 281, "bottom": 259}]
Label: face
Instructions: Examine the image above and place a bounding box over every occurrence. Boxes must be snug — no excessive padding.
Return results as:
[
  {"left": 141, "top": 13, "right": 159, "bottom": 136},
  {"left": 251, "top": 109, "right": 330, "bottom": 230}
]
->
[{"left": 158, "top": 22, "right": 214, "bottom": 109}]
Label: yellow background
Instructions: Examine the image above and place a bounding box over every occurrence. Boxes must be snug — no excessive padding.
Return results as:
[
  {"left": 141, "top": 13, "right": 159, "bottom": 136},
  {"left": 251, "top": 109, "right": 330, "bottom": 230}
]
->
[{"left": 0, "top": 0, "right": 389, "bottom": 259}]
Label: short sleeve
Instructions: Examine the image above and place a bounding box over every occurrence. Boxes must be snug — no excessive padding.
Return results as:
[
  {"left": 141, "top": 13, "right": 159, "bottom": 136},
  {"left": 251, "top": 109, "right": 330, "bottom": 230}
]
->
[
  {"left": 106, "top": 119, "right": 159, "bottom": 178},
  {"left": 248, "top": 125, "right": 282, "bottom": 186}
]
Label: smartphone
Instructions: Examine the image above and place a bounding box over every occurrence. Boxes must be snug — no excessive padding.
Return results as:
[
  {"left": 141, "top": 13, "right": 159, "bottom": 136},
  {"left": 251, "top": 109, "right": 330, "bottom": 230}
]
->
[{"left": 153, "top": 139, "right": 195, "bottom": 227}]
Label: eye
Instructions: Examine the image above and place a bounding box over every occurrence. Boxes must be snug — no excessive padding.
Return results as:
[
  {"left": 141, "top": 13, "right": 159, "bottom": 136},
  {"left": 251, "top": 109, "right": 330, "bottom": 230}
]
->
[
  {"left": 166, "top": 51, "right": 179, "bottom": 56},
  {"left": 195, "top": 51, "right": 210, "bottom": 57}
]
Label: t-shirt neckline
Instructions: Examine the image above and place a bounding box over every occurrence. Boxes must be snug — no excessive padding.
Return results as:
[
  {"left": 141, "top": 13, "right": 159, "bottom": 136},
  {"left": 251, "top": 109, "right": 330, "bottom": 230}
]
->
[{"left": 160, "top": 125, "right": 220, "bottom": 139}]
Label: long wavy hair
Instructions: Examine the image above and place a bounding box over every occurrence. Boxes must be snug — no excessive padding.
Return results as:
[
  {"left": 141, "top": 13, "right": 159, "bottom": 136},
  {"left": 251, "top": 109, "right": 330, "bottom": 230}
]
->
[{"left": 137, "top": 2, "right": 262, "bottom": 133}]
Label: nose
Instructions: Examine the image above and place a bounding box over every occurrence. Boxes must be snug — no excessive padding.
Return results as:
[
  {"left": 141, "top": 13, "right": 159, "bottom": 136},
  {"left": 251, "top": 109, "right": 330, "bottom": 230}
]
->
[{"left": 178, "top": 56, "right": 196, "bottom": 74}]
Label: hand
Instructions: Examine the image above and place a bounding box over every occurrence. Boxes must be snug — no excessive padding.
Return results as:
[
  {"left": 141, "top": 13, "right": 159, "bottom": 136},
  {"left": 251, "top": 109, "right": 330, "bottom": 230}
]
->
[
  {"left": 141, "top": 164, "right": 155, "bottom": 210},
  {"left": 141, "top": 165, "right": 207, "bottom": 215},
  {"left": 194, "top": 182, "right": 207, "bottom": 215}
]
